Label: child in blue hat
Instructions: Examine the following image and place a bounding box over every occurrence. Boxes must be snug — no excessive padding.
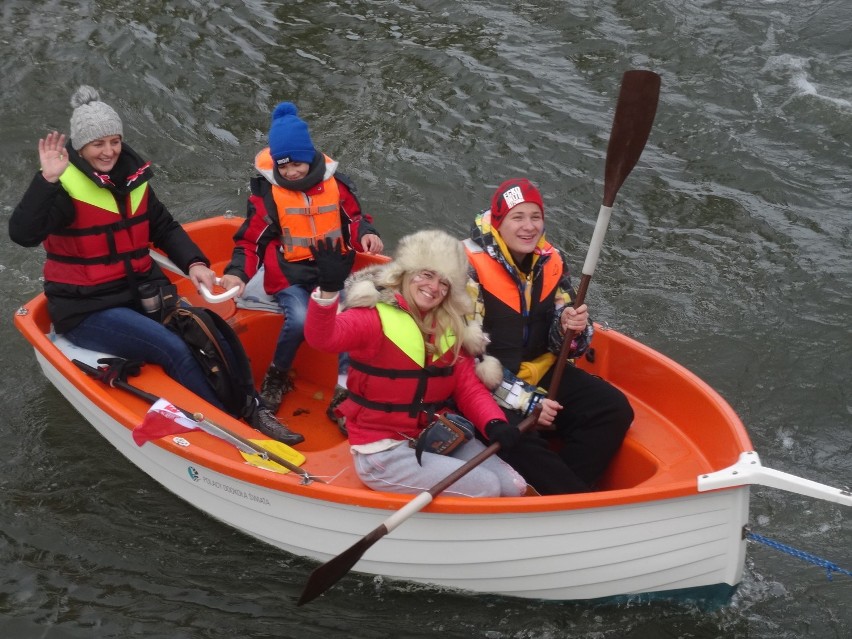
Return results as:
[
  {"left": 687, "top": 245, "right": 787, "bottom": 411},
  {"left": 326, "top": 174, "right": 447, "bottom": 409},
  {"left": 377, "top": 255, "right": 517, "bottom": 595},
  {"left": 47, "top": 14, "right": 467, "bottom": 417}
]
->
[{"left": 221, "top": 102, "right": 383, "bottom": 438}]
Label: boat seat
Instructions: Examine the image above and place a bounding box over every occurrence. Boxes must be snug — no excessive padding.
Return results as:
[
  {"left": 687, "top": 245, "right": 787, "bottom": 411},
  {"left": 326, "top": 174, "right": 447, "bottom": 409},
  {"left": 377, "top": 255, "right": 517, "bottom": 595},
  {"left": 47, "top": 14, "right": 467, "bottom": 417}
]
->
[
  {"left": 233, "top": 267, "right": 283, "bottom": 314},
  {"left": 597, "top": 394, "right": 710, "bottom": 490}
]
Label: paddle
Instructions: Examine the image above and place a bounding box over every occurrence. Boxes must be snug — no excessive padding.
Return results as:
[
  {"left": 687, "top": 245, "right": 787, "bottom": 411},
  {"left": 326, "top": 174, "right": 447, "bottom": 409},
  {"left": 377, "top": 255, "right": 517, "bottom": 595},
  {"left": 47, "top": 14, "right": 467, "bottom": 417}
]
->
[
  {"left": 296, "top": 69, "right": 661, "bottom": 606},
  {"left": 549, "top": 69, "right": 660, "bottom": 387},
  {"left": 73, "top": 358, "right": 324, "bottom": 485}
]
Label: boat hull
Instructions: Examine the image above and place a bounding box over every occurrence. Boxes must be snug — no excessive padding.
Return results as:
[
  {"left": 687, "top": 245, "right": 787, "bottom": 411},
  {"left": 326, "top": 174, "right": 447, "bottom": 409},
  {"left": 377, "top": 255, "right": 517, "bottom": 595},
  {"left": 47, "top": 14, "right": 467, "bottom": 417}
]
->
[{"left": 34, "top": 346, "right": 749, "bottom": 600}]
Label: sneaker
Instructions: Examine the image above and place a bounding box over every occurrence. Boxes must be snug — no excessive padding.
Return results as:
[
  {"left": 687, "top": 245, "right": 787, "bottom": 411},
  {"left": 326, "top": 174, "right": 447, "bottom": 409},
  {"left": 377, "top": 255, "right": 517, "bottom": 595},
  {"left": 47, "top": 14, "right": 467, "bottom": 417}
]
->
[
  {"left": 250, "top": 407, "right": 305, "bottom": 446},
  {"left": 260, "top": 365, "right": 294, "bottom": 412},
  {"left": 326, "top": 385, "right": 349, "bottom": 436}
]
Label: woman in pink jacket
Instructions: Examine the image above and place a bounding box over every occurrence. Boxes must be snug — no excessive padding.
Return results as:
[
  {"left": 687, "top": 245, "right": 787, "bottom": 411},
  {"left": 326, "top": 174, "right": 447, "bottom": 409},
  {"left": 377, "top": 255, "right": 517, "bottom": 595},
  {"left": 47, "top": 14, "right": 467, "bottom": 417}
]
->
[{"left": 304, "top": 229, "right": 527, "bottom": 497}]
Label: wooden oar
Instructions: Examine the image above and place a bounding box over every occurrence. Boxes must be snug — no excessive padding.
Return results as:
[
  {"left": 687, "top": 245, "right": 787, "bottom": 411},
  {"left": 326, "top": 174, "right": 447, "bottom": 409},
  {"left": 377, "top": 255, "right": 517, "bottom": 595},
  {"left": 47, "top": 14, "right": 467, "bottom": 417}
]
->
[
  {"left": 550, "top": 69, "right": 661, "bottom": 388},
  {"left": 73, "top": 359, "right": 324, "bottom": 485},
  {"left": 296, "top": 69, "right": 662, "bottom": 606}
]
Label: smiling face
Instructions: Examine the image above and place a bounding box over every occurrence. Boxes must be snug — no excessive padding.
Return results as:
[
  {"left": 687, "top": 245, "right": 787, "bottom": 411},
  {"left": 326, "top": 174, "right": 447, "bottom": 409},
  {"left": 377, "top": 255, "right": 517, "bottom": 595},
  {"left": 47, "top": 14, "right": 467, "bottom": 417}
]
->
[
  {"left": 79, "top": 135, "right": 122, "bottom": 173},
  {"left": 497, "top": 201, "right": 544, "bottom": 263},
  {"left": 276, "top": 161, "right": 310, "bottom": 181},
  {"left": 407, "top": 269, "right": 450, "bottom": 313}
]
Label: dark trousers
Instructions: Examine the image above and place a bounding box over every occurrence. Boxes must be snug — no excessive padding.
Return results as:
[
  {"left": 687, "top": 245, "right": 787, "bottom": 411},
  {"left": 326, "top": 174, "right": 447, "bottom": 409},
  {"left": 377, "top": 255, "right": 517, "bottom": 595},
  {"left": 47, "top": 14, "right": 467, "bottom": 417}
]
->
[{"left": 495, "top": 364, "right": 634, "bottom": 495}]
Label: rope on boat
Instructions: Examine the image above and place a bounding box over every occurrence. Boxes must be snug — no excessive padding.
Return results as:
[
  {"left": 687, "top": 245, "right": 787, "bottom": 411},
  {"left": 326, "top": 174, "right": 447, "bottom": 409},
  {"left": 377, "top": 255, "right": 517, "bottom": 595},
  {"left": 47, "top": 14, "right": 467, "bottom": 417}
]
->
[{"left": 747, "top": 531, "right": 852, "bottom": 580}]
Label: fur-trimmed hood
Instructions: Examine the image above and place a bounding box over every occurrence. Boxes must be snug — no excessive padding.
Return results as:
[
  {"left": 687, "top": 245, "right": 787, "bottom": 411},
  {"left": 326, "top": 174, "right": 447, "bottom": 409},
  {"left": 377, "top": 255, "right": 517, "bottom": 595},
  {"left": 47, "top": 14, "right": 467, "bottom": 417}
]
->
[{"left": 341, "top": 237, "right": 504, "bottom": 391}]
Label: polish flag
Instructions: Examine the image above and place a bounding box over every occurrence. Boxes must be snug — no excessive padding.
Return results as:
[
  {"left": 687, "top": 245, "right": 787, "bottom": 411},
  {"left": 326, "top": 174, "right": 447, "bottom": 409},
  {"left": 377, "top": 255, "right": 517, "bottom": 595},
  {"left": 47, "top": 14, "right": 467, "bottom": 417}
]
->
[{"left": 132, "top": 398, "right": 199, "bottom": 446}]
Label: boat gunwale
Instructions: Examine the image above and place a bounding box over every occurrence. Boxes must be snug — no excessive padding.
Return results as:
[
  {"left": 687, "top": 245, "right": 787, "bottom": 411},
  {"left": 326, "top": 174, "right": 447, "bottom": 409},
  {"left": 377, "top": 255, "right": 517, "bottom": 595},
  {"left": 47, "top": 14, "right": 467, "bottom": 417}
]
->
[
  {"left": 15, "top": 299, "right": 749, "bottom": 517},
  {"left": 12, "top": 214, "right": 754, "bottom": 517}
]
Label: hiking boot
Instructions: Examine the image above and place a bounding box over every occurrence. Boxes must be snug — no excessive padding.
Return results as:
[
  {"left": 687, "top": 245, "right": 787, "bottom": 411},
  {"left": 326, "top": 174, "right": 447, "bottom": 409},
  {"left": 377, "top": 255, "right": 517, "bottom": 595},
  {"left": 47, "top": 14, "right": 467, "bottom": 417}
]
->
[
  {"left": 260, "top": 365, "right": 293, "bottom": 412},
  {"left": 250, "top": 407, "right": 305, "bottom": 446},
  {"left": 326, "top": 385, "right": 349, "bottom": 436}
]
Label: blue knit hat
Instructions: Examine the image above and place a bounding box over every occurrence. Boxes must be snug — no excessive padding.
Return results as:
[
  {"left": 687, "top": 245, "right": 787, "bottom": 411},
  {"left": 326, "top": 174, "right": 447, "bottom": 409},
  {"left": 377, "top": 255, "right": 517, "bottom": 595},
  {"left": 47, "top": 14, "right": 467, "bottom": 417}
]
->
[{"left": 268, "top": 102, "right": 316, "bottom": 165}]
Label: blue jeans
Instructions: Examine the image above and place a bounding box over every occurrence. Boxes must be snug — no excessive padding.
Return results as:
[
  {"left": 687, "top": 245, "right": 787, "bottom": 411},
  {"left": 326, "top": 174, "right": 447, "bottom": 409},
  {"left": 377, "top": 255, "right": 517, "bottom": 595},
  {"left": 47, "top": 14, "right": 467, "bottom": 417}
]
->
[
  {"left": 63, "top": 306, "right": 223, "bottom": 409},
  {"left": 274, "top": 285, "right": 348, "bottom": 375},
  {"left": 272, "top": 285, "right": 310, "bottom": 372}
]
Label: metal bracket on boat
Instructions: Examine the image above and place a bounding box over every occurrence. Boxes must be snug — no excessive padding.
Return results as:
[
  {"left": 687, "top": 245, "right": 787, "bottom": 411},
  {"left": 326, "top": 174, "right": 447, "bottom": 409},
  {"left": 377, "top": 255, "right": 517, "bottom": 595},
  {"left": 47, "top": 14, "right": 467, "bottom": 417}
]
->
[{"left": 697, "top": 451, "right": 852, "bottom": 507}]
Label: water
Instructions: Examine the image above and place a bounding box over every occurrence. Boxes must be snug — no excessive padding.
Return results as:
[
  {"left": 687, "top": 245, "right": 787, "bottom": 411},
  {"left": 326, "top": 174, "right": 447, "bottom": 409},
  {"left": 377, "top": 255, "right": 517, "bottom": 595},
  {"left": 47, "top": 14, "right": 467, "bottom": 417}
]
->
[{"left": 1, "top": 1, "right": 849, "bottom": 637}]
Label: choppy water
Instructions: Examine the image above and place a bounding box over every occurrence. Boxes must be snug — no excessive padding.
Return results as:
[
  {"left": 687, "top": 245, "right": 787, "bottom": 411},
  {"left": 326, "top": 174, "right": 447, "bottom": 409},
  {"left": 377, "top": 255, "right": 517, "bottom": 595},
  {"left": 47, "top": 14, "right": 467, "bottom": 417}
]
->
[{"left": 1, "top": 1, "right": 850, "bottom": 637}]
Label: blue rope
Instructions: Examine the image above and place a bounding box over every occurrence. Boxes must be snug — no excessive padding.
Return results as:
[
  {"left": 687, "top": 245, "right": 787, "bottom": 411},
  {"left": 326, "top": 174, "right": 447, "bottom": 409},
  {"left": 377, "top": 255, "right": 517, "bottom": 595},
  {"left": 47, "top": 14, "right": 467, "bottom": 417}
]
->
[{"left": 747, "top": 531, "right": 852, "bottom": 580}]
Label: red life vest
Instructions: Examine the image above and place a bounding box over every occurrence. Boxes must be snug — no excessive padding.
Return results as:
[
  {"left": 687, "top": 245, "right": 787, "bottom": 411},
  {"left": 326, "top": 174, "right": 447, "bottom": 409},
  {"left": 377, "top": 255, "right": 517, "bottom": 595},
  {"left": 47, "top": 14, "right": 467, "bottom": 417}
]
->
[
  {"left": 344, "top": 302, "right": 460, "bottom": 445},
  {"left": 44, "top": 163, "right": 152, "bottom": 285}
]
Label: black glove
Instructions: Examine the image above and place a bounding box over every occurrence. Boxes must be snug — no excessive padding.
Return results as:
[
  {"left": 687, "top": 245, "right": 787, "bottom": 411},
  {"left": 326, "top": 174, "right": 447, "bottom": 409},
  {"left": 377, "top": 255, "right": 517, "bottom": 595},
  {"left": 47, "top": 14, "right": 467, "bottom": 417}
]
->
[
  {"left": 96, "top": 357, "right": 145, "bottom": 386},
  {"left": 310, "top": 237, "right": 356, "bottom": 292},
  {"left": 485, "top": 419, "right": 521, "bottom": 454}
]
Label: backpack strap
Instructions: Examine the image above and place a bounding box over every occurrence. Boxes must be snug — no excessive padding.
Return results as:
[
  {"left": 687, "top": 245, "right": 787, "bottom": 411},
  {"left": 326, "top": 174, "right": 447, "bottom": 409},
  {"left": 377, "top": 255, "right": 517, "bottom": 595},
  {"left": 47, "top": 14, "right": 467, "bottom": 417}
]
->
[{"left": 166, "top": 307, "right": 257, "bottom": 419}]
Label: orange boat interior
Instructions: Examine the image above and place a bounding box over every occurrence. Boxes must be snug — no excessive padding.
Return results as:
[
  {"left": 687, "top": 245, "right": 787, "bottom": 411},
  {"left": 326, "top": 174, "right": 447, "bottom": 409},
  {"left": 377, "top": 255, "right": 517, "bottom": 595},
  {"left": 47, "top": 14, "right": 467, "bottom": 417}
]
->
[{"left": 14, "top": 216, "right": 754, "bottom": 512}]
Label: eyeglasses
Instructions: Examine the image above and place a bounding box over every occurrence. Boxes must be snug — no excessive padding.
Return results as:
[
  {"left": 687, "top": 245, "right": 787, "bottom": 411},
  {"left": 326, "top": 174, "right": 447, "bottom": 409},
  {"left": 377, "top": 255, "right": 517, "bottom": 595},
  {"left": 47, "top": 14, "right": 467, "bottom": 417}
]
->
[{"left": 412, "top": 270, "right": 450, "bottom": 295}]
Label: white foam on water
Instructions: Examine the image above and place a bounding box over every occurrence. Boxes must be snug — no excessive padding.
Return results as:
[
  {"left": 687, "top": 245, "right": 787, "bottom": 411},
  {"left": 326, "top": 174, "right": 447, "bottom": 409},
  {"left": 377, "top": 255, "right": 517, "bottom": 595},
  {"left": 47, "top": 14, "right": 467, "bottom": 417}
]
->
[{"left": 764, "top": 54, "right": 852, "bottom": 110}]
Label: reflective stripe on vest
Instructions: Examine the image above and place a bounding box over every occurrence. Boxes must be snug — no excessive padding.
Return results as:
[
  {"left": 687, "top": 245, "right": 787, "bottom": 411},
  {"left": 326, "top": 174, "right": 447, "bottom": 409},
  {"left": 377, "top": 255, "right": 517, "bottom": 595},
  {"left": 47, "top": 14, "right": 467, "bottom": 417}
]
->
[
  {"left": 254, "top": 148, "right": 344, "bottom": 262},
  {"left": 43, "top": 163, "right": 152, "bottom": 285}
]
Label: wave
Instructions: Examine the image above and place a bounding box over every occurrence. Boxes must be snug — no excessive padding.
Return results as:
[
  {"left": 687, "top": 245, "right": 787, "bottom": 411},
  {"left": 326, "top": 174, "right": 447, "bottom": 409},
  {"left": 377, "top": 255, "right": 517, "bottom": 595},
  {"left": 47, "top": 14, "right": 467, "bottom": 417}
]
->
[{"left": 763, "top": 54, "right": 852, "bottom": 110}]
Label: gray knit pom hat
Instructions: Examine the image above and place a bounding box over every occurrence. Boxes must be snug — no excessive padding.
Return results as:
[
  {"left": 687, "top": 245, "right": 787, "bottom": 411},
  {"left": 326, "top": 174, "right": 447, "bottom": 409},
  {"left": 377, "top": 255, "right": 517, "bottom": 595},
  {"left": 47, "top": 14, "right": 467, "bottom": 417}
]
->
[{"left": 69, "top": 85, "right": 123, "bottom": 150}]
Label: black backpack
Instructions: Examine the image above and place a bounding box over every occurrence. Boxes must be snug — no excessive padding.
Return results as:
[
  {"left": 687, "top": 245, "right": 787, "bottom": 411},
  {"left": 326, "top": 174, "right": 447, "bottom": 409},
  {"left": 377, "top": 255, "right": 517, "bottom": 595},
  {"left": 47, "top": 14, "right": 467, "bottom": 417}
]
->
[{"left": 164, "top": 306, "right": 257, "bottom": 419}]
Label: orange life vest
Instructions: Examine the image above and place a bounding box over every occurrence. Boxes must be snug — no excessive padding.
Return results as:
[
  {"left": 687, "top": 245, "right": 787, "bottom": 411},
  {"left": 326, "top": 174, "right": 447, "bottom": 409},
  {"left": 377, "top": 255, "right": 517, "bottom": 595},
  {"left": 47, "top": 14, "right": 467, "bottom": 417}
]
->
[
  {"left": 254, "top": 148, "right": 343, "bottom": 262},
  {"left": 464, "top": 238, "right": 563, "bottom": 375}
]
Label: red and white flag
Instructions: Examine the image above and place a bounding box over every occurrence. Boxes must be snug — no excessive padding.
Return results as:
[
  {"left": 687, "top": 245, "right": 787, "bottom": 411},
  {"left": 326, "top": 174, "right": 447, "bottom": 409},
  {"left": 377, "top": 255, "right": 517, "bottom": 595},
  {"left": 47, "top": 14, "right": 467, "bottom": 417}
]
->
[{"left": 132, "top": 398, "right": 199, "bottom": 446}]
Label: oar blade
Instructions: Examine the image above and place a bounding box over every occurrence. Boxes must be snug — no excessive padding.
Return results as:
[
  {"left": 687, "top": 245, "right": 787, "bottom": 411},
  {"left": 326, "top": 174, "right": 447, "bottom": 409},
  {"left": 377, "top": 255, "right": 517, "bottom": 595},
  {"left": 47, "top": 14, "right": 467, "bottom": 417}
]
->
[
  {"left": 603, "top": 70, "right": 661, "bottom": 207},
  {"left": 297, "top": 524, "right": 389, "bottom": 606}
]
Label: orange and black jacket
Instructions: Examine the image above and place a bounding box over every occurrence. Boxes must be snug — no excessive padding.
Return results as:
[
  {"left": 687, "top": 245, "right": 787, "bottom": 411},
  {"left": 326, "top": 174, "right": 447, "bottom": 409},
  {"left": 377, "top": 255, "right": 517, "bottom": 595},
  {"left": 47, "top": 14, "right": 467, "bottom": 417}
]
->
[
  {"left": 464, "top": 212, "right": 592, "bottom": 377},
  {"left": 223, "top": 149, "right": 380, "bottom": 295}
]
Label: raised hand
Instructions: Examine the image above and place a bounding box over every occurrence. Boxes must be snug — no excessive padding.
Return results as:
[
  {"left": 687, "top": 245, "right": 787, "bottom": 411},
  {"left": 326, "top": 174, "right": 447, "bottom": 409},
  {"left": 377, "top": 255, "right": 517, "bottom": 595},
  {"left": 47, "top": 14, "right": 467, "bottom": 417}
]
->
[
  {"left": 310, "top": 237, "right": 355, "bottom": 292},
  {"left": 38, "top": 131, "right": 70, "bottom": 183}
]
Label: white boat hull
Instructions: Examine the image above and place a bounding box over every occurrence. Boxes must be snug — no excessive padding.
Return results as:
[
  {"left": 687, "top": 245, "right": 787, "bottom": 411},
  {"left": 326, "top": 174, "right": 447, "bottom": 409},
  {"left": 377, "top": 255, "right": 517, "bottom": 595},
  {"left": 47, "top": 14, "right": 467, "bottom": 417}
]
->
[{"left": 34, "top": 346, "right": 748, "bottom": 601}]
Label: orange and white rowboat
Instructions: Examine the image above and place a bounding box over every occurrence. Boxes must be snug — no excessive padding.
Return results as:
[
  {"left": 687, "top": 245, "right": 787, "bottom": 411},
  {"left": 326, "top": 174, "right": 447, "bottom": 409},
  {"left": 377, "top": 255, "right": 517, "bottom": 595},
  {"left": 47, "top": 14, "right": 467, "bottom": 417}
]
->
[{"left": 13, "top": 215, "right": 850, "bottom": 603}]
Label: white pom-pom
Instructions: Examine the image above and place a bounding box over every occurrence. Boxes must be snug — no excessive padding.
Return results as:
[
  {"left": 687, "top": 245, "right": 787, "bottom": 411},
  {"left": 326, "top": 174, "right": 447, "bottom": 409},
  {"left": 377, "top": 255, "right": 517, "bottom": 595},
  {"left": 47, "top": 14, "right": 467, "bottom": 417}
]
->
[
  {"left": 70, "top": 85, "right": 100, "bottom": 109},
  {"left": 475, "top": 355, "right": 503, "bottom": 390}
]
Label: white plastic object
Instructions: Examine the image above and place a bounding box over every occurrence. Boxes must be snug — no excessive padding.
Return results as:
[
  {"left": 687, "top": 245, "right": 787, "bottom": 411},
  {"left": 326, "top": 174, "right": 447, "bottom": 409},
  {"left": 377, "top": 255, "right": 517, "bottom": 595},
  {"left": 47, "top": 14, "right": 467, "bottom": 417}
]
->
[
  {"left": 697, "top": 451, "right": 852, "bottom": 507},
  {"left": 149, "top": 250, "right": 239, "bottom": 304},
  {"left": 199, "top": 279, "right": 240, "bottom": 303}
]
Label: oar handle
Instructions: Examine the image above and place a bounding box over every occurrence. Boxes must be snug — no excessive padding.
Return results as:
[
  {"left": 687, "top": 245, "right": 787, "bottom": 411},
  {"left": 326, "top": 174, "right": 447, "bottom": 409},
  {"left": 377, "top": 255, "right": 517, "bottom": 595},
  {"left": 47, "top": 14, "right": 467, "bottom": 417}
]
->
[{"left": 579, "top": 205, "right": 613, "bottom": 280}]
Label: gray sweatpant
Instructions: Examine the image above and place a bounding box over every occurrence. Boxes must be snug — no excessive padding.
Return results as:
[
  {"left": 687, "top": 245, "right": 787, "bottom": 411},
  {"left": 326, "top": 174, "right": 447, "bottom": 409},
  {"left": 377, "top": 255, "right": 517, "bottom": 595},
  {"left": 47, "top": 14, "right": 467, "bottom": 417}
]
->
[{"left": 353, "top": 439, "right": 527, "bottom": 497}]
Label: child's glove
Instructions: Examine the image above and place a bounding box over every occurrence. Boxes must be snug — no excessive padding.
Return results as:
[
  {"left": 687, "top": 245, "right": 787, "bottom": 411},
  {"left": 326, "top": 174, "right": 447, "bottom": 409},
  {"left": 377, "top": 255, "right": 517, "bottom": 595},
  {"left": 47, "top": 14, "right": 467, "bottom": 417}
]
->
[{"left": 310, "top": 237, "right": 355, "bottom": 292}]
